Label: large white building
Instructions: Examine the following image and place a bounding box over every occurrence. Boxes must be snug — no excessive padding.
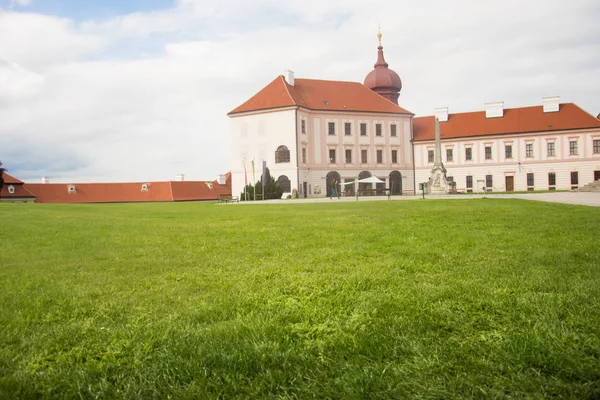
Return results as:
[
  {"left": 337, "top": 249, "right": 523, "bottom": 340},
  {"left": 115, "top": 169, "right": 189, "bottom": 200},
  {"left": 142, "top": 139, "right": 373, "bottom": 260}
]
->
[
  {"left": 413, "top": 99, "right": 600, "bottom": 192},
  {"left": 228, "top": 35, "right": 600, "bottom": 198}
]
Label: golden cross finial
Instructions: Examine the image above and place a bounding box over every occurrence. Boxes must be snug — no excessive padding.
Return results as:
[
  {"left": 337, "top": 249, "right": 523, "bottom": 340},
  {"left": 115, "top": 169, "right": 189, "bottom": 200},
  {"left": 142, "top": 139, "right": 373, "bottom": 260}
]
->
[{"left": 377, "top": 25, "right": 382, "bottom": 46}]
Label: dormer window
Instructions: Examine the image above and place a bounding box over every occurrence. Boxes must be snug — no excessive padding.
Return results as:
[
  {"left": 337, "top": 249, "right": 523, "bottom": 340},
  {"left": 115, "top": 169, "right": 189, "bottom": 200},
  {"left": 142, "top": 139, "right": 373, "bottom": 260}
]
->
[
  {"left": 7, "top": 185, "right": 15, "bottom": 194},
  {"left": 68, "top": 185, "right": 76, "bottom": 193}
]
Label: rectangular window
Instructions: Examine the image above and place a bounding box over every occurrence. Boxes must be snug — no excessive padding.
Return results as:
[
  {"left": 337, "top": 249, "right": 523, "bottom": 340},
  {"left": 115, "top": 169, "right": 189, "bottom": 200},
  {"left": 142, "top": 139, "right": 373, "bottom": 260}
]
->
[
  {"left": 548, "top": 172, "right": 556, "bottom": 187},
  {"left": 486, "top": 175, "right": 493, "bottom": 188},
  {"left": 466, "top": 175, "right": 473, "bottom": 188},
  {"left": 390, "top": 124, "right": 397, "bottom": 137},
  {"left": 302, "top": 148, "right": 306, "bottom": 164},
  {"left": 329, "top": 149, "right": 336, "bottom": 163},
  {"left": 446, "top": 148, "right": 453, "bottom": 162},
  {"left": 360, "top": 123, "right": 367, "bottom": 136},
  {"left": 525, "top": 143, "right": 533, "bottom": 158},
  {"left": 485, "top": 146, "right": 492, "bottom": 160},
  {"left": 328, "top": 122, "right": 335, "bottom": 136},
  {"left": 505, "top": 145, "right": 512, "bottom": 159},
  {"left": 571, "top": 171, "right": 578, "bottom": 185},
  {"left": 547, "top": 142, "right": 555, "bottom": 157},
  {"left": 361, "top": 149, "right": 368, "bottom": 163},
  {"left": 465, "top": 147, "right": 472, "bottom": 161},
  {"left": 527, "top": 173, "right": 534, "bottom": 187},
  {"left": 428, "top": 150, "right": 434, "bottom": 163},
  {"left": 345, "top": 149, "right": 352, "bottom": 164},
  {"left": 376, "top": 124, "right": 382, "bottom": 136},
  {"left": 594, "top": 139, "right": 600, "bottom": 154},
  {"left": 344, "top": 122, "right": 351, "bottom": 136},
  {"left": 570, "top": 141, "right": 578, "bottom": 155},
  {"left": 377, "top": 150, "right": 383, "bottom": 164},
  {"left": 301, "top": 119, "right": 306, "bottom": 134},
  {"left": 391, "top": 150, "right": 398, "bottom": 163}
]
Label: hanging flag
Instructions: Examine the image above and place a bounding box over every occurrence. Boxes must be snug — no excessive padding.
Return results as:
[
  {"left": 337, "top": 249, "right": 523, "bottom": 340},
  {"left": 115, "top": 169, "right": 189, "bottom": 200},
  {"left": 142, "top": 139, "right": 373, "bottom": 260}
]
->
[
  {"left": 262, "top": 160, "right": 267, "bottom": 188},
  {"left": 251, "top": 159, "right": 255, "bottom": 183},
  {"left": 242, "top": 159, "right": 248, "bottom": 186}
]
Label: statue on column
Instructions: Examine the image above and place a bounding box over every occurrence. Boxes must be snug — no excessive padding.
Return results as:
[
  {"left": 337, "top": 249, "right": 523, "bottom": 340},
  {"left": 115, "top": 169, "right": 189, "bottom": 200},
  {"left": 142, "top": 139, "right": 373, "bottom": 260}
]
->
[{"left": 427, "top": 117, "right": 449, "bottom": 194}]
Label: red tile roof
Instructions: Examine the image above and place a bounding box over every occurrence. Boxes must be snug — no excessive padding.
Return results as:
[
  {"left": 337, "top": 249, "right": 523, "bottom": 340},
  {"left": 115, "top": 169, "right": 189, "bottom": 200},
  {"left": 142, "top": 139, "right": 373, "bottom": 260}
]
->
[
  {"left": 0, "top": 173, "right": 36, "bottom": 199},
  {"left": 24, "top": 174, "right": 232, "bottom": 204},
  {"left": 170, "top": 181, "right": 218, "bottom": 202},
  {"left": 25, "top": 182, "right": 175, "bottom": 203},
  {"left": 211, "top": 172, "right": 232, "bottom": 197},
  {"left": 229, "top": 76, "right": 412, "bottom": 115},
  {"left": 1, "top": 184, "right": 36, "bottom": 199},
  {"left": 2, "top": 173, "right": 23, "bottom": 184},
  {"left": 413, "top": 103, "right": 600, "bottom": 141}
]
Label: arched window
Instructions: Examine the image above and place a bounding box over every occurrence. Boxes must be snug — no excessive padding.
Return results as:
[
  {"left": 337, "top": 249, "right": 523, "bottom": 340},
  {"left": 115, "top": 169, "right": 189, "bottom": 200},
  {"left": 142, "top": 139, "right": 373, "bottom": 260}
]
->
[
  {"left": 389, "top": 171, "right": 402, "bottom": 195},
  {"left": 326, "top": 171, "right": 341, "bottom": 197},
  {"left": 358, "top": 170, "right": 372, "bottom": 191},
  {"left": 275, "top": 145, "right": 290, "bottom": 163},
  {"left": 277, "top": 175, "right": 291, "bottom": 193}
]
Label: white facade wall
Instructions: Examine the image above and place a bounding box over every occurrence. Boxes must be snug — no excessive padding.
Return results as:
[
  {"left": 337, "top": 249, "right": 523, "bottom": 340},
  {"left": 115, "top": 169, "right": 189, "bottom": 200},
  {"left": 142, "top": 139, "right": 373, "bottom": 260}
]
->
[
  {"left": 415, "top": 128, "right": 600, "bottom": 191},
  {"left": 230, "top": 108, "right": 298, "bottom": 197}
]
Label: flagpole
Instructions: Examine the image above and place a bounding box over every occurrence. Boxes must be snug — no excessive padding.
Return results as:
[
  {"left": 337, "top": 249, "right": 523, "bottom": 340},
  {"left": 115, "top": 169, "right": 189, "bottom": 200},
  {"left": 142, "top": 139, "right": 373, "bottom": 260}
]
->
[
  {"left": 262, "top": 160, "right": 267, "bottom": 200},
  {"left": 243, "top": 158, "right": 247, "bottom": 201},
  {"left": 252, "top": 159, "right": 256, "bottom": 201}
]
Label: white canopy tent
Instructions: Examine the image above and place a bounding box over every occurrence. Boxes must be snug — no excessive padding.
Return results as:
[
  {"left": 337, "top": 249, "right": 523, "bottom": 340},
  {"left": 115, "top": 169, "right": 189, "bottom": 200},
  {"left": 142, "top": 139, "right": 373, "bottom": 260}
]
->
[
  {"left": 357, "top": 176, "right": 384, "bottom": 184},
  {"left": 340, "top": 176, "right": 385, "bottom": 189}
]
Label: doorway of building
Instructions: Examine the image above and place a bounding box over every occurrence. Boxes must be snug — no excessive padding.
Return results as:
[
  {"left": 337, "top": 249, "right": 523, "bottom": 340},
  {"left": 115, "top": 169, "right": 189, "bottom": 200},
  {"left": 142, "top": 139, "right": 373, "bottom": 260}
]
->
[
  {"left": 595, "top": 170, "right": 600, "bottom": 181},
  {"left": 505, "top": 176, "right": 514, "bottom": 192},
  {"left": 302, "top": 182, "right": 307, "bottom": 198},
  {"left": 389, "top": 171, "right": 402, "bottom": 195}
]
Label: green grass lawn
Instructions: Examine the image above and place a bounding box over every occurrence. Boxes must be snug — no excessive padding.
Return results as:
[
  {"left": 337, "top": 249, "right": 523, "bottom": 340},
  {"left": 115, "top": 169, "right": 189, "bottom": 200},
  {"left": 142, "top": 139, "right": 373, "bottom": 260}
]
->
[{"left": 1, "top": 199, "right": 599, "bottom": 399}]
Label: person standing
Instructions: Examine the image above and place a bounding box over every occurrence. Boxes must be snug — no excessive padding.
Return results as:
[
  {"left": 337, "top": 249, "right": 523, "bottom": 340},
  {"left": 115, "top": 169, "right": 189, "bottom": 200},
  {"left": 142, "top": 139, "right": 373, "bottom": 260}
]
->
[{"left": 330, "top": 178, "right": 340, "bottom": 199}]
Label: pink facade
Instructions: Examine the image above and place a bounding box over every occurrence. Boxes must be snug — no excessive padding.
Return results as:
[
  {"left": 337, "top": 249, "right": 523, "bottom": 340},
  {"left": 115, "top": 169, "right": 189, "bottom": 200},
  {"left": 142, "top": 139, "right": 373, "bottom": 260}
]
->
[{"left": 414, "top": 128, "right": 600, "bottom": 191}]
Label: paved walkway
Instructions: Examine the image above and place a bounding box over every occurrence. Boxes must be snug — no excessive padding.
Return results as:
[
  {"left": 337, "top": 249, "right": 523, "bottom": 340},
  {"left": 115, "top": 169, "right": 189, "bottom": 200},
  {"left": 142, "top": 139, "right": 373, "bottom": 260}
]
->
[{"left": 238, "top": 192, "right": 600, "bottom": 207}]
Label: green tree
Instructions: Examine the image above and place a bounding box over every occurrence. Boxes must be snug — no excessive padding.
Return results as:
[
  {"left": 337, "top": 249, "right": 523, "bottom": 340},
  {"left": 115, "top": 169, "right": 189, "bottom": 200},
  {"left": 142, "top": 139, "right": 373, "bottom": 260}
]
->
[
  {"left": 258, "top": 167, "right": 283, "bottom": 200},
  {"left": 0, "top": 160, "right": 5, "bottom": 200},
  {"left": 239, "top": 167, "right": 283, "bottom": 201},
  {"left": 240, "top": 182, "right": 255, "bottom": 201}
]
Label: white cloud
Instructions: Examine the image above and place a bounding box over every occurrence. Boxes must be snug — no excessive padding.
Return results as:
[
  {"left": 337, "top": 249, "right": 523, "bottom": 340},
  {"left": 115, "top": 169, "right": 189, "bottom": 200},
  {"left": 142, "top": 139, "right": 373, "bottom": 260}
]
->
[
  {"left": 11, "top": 0, "right": 32, "bottom": 7},
  {"left": 0, "top": 0, "right": 599, "bottom": 182},
  {"left": 0, "top": 12, "right": 105, "bottom": 67},
  {"left": 0, "top": 59, "right": 44, "bottom": 99}
]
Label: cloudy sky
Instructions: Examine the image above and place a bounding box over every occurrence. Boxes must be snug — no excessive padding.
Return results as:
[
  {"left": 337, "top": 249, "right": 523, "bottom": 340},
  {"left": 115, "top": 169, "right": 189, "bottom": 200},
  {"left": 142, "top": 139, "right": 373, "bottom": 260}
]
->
[{"left": 0, "top": 0, "right": 599, "bottom": 182}]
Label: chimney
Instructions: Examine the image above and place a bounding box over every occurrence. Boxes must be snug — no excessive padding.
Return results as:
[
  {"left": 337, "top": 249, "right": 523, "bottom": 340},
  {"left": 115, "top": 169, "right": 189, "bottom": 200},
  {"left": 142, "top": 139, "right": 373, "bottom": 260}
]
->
[
  {"left": 542, "top": 96, "right": 560, "bottom": 113},
  {"left": 434, "top": 107, "right": 449, "bottom": 122},
  {"left": 41, "top": 176, "right": 50, "bottom": 184},
  {"left": 485, "top": 101, "right": 504, "bottom": 118},
  {"left": 175, "top": 174, "right": 185, "bottom": 182},
  {"left": 217, "top": 174, "right": 227, "bottom": 185},
  {"left": 284, "top": 70, "right": 295, "bottom": 86}
]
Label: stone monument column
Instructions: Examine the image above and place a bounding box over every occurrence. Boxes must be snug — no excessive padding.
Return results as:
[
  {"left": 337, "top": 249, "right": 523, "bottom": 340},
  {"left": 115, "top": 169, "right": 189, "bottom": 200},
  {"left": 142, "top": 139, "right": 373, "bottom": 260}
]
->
[{"left": 427, "top": 117, "right": 449, "bottom": 194}]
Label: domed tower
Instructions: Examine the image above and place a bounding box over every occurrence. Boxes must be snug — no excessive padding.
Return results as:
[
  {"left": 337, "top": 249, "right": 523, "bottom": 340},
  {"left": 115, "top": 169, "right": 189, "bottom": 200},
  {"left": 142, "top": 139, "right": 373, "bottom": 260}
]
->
[{"left": 364, "top": 29, "right": 402, "bottom": 105}]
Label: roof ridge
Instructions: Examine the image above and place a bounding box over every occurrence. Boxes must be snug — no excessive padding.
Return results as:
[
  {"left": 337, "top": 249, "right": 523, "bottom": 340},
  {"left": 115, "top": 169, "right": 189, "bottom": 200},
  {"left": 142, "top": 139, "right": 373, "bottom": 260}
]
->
[
  {"left": 569, "top": 103, "right": 600, "bottom": 125},
  {"left": 374, "top": 88, "right": 413, "bottom": 112},
  {"left": 414, "top": 103, "right": 588, "bottom": 119},
  {"left": 295, "top": 77, "right": 362, "bottom": 84},
  {"left": 280, "top": 75, "right": 298, "bottom": 106}
]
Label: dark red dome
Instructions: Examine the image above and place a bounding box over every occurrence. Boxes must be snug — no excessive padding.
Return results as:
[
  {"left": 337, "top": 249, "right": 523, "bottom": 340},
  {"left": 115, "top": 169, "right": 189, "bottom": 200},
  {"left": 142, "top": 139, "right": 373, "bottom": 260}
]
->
[{"left": 364, "top": 45, "right": 402, "bottom": 104}]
